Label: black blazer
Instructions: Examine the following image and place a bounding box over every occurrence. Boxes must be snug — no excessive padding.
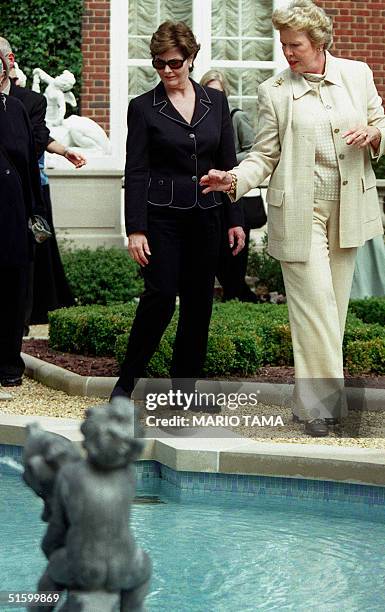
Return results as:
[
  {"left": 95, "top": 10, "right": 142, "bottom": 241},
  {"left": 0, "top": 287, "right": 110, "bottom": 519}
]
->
[
  {"left": 10, "top": 79, "right": 50, "bottom": 159},
  {"left": 0, "top": 96, "right": 44, "bottom": 266},
  {"left": 124, "top": 79, "right": 243, "bottom": 235}
]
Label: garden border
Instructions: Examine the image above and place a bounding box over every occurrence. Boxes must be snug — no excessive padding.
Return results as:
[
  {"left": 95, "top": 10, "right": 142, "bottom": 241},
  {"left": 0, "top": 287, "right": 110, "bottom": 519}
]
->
[{"left": 21, "top": 352, "right": 385, "bottom": 412}]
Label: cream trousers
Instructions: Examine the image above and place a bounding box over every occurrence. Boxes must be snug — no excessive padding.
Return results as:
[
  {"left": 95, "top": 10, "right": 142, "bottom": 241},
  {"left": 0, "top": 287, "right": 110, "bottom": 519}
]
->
[{"left": 280, "top": 199, "right": 357, "bottom": 420}]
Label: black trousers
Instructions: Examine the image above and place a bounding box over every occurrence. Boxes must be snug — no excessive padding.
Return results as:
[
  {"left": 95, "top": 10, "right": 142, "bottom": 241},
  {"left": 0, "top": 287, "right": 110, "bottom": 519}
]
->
[
  {"left": 0, "top": 265, "right": 28, "bottom": 378},
  {"left": 25, "top": 185, "right": 75, "bottom": 329},
  {"left": 216, "top": 226, "right": 256, "bottom": 302},
  {"left": 117, "top": 205, "right": 222, "bottom": 395}
]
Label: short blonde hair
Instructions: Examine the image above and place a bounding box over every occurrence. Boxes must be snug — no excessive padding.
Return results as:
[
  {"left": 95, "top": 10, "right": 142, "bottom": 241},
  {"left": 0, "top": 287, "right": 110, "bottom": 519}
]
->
[
  {"left": 199, "top": 70, "right": 230, "bottom": 98},
  {"left": 272, "top": 0, "right": 333, "bottom": 50}
]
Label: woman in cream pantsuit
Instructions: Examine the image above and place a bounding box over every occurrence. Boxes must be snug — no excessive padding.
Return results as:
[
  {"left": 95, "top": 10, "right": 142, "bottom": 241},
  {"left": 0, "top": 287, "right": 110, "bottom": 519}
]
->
[{"left": 200, "top": 0, "right": 385, "bottom": 437}]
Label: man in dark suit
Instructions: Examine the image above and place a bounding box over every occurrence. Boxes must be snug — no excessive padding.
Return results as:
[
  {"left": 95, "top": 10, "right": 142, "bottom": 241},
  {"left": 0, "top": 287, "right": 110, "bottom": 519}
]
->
[
  {"left": 0, "top": 51, "right": 45, "bottom": 388},
  {"left": 0, "top": 36, "right": 52, "bottom": 361},
  {"left": 0, "top": 37, "right": 50, "bottom": 158},
  {"left": 0, "top": 37, "right": 83, "bottom": 348}
]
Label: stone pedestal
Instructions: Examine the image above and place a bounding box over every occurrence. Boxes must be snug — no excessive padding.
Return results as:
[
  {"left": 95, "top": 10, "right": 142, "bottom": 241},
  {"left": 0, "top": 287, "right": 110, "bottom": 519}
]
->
[{"left": 47, "top": 169, "right": 124, "bottom": 249}]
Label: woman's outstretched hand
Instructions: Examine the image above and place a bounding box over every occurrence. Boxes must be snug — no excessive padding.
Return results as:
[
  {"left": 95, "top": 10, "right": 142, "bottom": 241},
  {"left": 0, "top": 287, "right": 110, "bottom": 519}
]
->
[{"left": 200, "top": 169, "right": 232, "bottom": 194}]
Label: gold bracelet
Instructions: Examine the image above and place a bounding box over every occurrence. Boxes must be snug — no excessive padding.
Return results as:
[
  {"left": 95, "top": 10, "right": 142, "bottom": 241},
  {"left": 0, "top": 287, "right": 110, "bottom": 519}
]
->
[{"left": 227, "top": 172, "right": 238, "bottom": 200}]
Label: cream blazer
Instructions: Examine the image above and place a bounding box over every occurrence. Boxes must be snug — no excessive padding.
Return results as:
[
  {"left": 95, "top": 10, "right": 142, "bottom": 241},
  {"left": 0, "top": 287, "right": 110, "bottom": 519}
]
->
[{"left": 232, "top": 52, "right": 385, "bottom": 262}]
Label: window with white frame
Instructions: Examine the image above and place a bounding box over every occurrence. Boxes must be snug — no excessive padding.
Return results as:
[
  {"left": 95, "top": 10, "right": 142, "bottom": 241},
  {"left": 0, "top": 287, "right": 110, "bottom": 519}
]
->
[
  {"left": 109, "top": 0, "right": 286, "bottom": 164},
  {"left": 210, "top": 0, "right": 274, "bottom": 123},
  {"left": 127, "top": 1, "right": 192, "bottom": 101},
  {"left": 126, "top": 0, "right": 285, "bottom": 127}
]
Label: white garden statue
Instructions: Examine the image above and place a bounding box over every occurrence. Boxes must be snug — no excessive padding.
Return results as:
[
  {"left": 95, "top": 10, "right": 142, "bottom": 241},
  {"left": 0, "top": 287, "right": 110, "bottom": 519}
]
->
[
  {"left": 13, "top": 62, "right": 27, "bottom": 87},
  {"left": 32, "top": 67, "right": 111, "bottom": 154}
]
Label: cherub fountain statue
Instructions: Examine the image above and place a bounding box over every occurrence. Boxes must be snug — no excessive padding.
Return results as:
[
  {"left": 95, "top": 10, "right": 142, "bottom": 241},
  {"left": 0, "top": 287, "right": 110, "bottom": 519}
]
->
[{"left": 23, "top": 398, "right": 152, "bottom": 612}]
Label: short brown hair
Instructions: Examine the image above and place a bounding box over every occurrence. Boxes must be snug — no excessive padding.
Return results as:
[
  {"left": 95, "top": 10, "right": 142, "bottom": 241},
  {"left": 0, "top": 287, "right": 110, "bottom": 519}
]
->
[{"left": 150, "top": 20, "right": 200, "bottom": 64}]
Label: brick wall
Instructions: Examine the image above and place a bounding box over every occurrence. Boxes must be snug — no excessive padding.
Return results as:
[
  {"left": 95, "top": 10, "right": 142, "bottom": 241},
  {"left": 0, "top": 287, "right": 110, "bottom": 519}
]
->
[
  {"left": 81, "top": 1, "right": 385, "bottom": 133},
  {"left": 81, "top": 0, "right": 110, "bottom": 133},
  {"left": 318, "top": 1, "right": 385, "bottom": 101}
]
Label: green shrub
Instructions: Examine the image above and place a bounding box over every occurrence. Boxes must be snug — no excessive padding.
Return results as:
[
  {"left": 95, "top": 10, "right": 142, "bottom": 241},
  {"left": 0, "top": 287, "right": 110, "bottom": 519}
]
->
[
  {"left": 344, "top": 319, "right": 385, "bottom": 351},
  {"left": 247, "top": 235, "right": 285, "bottom": 294},
  {"left": 61, "top": 247, "right": 144, "bottom": 306},
  {"left": 345, "top": 340, "right": 373, "bottom": 375},
  {"left": 372, "top": 339, "right": 385, "bottom": 373},
  {"left": 349, "top": 297, "right": 385, "bottom": 326},
  {"left": 115, "top": 333, "right": 131, "bottom": 369},
  {"left": 346, "top": 338, "right": 385, "bottom": 375},
  {"left": 373, "top": 155, "right": 385, "bottom": 179},
  {"left": 49, "top": 301, "right": 385, "bottom": 376},
  {"left": 204, "top": 334, "right": 238, "bottom": 376},
  {"left": 49, "top": 303, "right": 137, "bottom": 356},
  {"left": 49, "top": 301, "right": 290, "bottom": 375},
  {"left": 146, "top": 320, "right": 177, "bottom": 377},
  {"left": 231, "top": 333, "right": 265, "bottom": 374}
]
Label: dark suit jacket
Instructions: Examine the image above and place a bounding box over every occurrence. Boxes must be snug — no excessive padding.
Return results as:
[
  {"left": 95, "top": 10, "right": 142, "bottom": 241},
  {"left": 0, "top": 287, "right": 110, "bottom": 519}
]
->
[
  {"left": 124, "top": 79, "right": 243, "bottom": 235},
  {"left": 10, "top": 79, "right": 50, "bottom": 159},
  {"left": 0, "top": 96, "right": 44, "bottom": 265}
]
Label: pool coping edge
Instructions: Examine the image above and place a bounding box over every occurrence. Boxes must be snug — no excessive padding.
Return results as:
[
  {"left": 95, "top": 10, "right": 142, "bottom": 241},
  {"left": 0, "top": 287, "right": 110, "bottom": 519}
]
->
[{"left": 1, "top": 413, "right": 385, "bottom": 486}]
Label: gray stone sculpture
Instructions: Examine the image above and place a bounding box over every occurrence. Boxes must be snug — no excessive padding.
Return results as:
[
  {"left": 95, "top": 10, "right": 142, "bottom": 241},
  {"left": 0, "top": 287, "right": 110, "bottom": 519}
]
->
[
  {"left": 23, "top": 399, "right": 152, "bottom": 612},
  {"left": 23, "top": 423, "right": 81, "bottom": 522}
]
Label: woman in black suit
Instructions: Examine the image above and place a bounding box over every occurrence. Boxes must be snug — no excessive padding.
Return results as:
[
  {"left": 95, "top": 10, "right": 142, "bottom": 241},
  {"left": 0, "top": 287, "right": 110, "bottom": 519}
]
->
[
  {"left": 0, "top": 51, "right": 45, "bottom": 386},
  {"left": 112, "top": 21, "right": 244, "bottom": 405}
]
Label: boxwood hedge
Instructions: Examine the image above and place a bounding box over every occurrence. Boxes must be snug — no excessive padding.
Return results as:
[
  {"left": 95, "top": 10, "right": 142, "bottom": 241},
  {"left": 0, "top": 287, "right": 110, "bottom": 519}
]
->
[
  {"left": 61, "top": 247, "right": 144, "bottom": 306},
  {"left": 48, "top": 298, "right": 385, "bottom": 376},
  {"left": 349, "top": 297, "right": 385, "bottom": 326}
]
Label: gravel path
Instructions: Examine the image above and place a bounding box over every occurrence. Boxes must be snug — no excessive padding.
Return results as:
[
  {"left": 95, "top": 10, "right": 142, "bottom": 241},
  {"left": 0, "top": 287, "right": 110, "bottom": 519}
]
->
[
  {"left": 1, "top": 377, "right": 385, "bottom": 449},
  {"left": 0, "top": 377, "right": 104, "bottom": 419},
  {"left": 2, "top": 324, "right": 381, "bottom": 450}
]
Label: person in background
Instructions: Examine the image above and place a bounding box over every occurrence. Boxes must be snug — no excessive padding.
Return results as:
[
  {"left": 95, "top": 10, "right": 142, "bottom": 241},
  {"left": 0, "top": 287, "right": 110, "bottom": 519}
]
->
[
  {"left": 200, "top": 69, "right": 259, "bottom": 303},
  {"left": 111, "top": 21, "right": 244, "bottom": 405},
  {"left": 350, "top": 236, "right": 385, "bottom": 299},
  {"left": 29, "top": 145, "right": 85, "bottom": 327},
  {"left": 0, "top": 51, "right": 45, "bottom": 387},
  {"left": 200, "top": 0, "right": 385, "bottom": 436},
  {"left": 0, "top": 37, "right": 86, "bottom": 331}
]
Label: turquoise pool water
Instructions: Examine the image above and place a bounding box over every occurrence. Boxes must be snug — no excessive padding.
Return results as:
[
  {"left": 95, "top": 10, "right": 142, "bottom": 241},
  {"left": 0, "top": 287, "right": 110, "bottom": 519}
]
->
[{"left": 1, "top": 461, "right": 385, "bottom": 612}]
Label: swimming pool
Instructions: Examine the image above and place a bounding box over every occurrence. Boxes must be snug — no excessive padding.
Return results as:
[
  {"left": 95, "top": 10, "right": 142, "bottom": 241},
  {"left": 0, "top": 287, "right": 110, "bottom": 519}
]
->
[{"left": 1, "top": 456, "right": 385, "bottom": 611}]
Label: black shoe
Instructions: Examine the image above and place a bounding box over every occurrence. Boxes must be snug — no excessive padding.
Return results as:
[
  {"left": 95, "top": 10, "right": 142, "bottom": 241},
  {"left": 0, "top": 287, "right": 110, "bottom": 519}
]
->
[
  {"left": 109, "top": 384, "right": 131, "bottom": 402},
  {"left": 188, "top": 402, "right": 221, "bottom": 414},
  {"left": 324, "top": 418, "right": 340, "bottom": 426},
  {"left": 304, "top": 419, "right": 329, "bottom": 437},
  {"left": 293, "top": 414, "right": 339, "bottom": 428},
  {"left": 292, "top": 414, "right": 304, "bottom": 423},
  {"left": 1, "top": 376, "right": 22, "bottom": 387}
]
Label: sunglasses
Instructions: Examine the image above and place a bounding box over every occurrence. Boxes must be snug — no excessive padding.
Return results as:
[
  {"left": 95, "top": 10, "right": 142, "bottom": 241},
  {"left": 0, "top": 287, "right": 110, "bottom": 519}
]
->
[{"left": 152, "top": 57, "right": 186, "bottom": 70}]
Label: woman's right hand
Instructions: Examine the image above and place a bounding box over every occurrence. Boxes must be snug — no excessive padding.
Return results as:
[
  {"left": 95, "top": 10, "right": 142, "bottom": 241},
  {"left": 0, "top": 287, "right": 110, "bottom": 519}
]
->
[
  {"left": 128, "top": 232, "right": 151, "bottom": 266},
  {"left": 200, "top": 169, "right": 232, "bottom": 194}
]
